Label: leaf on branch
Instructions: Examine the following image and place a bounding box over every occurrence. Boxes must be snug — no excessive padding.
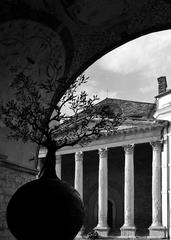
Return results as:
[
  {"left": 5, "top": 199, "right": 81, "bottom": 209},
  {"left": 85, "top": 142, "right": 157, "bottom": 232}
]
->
[{"left": 0, "top": 72, "right": 123, "bottom": 154}]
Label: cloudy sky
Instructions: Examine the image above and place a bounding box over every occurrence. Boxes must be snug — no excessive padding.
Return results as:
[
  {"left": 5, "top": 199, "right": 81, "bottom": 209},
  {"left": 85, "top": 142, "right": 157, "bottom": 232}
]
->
[{"left": 80, "top": 30, "right": 171, "bottom": 103}]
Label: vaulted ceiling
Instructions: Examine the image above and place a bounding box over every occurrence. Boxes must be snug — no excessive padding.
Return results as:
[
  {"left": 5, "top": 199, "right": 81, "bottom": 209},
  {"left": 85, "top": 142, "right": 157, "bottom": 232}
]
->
[{"left": 0, "top": 0, "right": 171, "bottom": 103}]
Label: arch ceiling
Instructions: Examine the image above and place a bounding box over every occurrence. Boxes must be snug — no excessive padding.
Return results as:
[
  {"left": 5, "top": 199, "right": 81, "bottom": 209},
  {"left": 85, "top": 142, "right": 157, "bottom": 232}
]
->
[{"left": 0, "top": 0, "right": 171, "bottom": 103}]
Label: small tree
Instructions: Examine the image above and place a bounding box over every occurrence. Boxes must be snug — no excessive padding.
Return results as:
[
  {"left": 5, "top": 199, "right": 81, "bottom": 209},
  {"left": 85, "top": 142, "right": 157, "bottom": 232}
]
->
[{"left": 0, "top": 73, "right": 122, "bottom": 178}]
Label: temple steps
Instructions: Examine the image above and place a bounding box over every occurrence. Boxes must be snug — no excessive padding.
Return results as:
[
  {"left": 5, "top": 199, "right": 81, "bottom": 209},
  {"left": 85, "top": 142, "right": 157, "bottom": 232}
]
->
[{"left": 75, "top": 237, "right": 168, "bottom": 240}]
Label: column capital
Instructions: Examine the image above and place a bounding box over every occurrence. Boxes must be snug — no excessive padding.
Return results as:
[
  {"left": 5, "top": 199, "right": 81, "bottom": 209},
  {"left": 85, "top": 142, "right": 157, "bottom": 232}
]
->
[
  {"left": 75, "top": 151, "right": 83, "bottom": 161},
  {"left": 98, "top": 148, "right": 108, "bottom": 158},
  {"left": 123, "top": 144, "right": 134, "bottom": 154},
  {"left": 150, "top": 141, "right": 162, "bottom": 151}
]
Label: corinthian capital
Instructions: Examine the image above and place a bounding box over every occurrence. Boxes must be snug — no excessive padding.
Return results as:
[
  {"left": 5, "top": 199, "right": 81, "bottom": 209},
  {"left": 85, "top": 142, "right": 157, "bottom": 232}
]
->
[
  {"left": 75, "top": 151, "right": 83, "bottom": 161},
  {"left": 98, "top": 148, "right": 108, "bottom": 158},
  {"left": 150, "top": 141, "right": 162, "bottom": 151},
  {"left": 123, "top": 144, "right": 134, "bottom": 154}
]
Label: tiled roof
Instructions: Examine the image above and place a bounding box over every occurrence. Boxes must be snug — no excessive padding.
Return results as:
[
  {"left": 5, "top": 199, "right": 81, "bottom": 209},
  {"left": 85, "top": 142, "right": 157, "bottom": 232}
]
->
[
  {"left": 94, "top": 98, "right": 166, "bottom": 132},
  {"left": 95, "top": 97, "right": 156, "bottom": 120}
]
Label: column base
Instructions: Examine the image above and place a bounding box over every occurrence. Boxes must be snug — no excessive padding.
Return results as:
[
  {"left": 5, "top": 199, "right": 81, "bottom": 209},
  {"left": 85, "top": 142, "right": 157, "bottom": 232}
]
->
[
  {"left": 148, "top": 225, "right": 166, "bottom": 238},
  {"left": 120, "top": 225, "right": 136, "bottom": 237},
  {"left": 75, "top": 226, "right": 84, "bottom": 238},
  {"left": 94, "top": 225, "right": 110, "bottom": 237}
]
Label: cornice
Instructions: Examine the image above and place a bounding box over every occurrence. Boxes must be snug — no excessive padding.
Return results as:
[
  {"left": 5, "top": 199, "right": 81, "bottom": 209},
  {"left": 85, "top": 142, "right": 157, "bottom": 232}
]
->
[
  {"left": 102, "top": 121, "right": 166, "bottom": 138},
  {"left": 0, "top": 157, "right": 38, "bottom": 175}
]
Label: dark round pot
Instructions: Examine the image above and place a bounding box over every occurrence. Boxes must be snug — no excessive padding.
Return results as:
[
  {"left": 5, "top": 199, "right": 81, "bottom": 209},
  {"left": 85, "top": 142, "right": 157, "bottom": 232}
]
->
[{"left": 6, "top": 177, "right": 85, "bottom": 240}]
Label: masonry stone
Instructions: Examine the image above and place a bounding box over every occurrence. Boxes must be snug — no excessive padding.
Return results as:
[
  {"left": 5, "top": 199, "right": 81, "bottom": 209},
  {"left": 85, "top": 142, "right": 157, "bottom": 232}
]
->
[{"left": 0, "top": 160, "right": 37, "bottom": 240}]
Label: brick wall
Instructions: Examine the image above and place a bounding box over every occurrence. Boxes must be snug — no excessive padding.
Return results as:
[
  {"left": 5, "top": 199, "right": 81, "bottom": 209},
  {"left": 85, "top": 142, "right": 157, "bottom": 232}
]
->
[{"left": 0, "top": 157, "right": 37, "bottom": 240}]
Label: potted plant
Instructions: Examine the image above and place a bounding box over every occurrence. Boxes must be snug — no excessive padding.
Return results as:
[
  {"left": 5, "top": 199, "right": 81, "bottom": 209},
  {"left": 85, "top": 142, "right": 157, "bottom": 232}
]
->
[{"left": 1, "top": 73, "right": 122, "bottom": 240}]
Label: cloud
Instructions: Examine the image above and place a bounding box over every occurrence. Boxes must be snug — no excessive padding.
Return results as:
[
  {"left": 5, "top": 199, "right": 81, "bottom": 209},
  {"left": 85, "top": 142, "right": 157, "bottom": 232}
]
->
[
  {"left": 97, "top": 30, "right": 171, "bottom": 77},
  {"left": 76, "top": 79, "right": 118, "bottom": 100},
  {"left": 139, "top": 85, "right": 153, "bottom": 94},
  {"left": 97, "top": 90, "right": 117, "bottom": 100},
  {"left": 76, "top": 79, "right": 97, "bottom": 96},
  {"left": 83, "top": 30, "right": 171, "bottom": 103}
]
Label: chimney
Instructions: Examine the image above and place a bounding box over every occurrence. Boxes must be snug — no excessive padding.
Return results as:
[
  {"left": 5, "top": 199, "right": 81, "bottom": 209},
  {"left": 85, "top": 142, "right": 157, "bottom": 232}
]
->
[{"left": 157, "top": 76, "right": 167, "bottom": 94}]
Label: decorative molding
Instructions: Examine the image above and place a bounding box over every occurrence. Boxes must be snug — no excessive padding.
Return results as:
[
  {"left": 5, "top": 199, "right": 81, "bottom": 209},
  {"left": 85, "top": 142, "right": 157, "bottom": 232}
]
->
[
  {"left": 38, "top": 121, "right": 165, "bottom": 156},
  {"left": 56, "top": 133, "right": 162, "bottom": 155},
  {"left": 150, "top": 141, "right": 162, "bottom": 151},
  {"left": 123, "top": 144, "right": 134, "bottom": 154}
]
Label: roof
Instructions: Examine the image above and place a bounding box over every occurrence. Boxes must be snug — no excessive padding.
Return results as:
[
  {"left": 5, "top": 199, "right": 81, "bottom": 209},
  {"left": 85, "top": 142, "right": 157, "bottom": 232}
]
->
[
  {"left": 53, "top": 97, "right": 165, "bottom": 140},
  {"left": 94, "top": 98, "right": 166, "bottom": 133},
  {"left": 95, "top": 97, "right": 156, "bottom": 120}
]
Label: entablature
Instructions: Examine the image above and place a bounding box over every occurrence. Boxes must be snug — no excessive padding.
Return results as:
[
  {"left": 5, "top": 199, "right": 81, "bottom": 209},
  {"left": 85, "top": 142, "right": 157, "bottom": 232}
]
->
[{"left": 39, "top": 124, "right": 164, "bottom": 157}]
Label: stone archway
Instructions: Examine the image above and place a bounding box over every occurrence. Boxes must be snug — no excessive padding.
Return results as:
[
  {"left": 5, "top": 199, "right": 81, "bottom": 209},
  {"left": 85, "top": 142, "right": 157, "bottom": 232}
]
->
[{"left": 2, "top": 1, "right": 171, "bottom": 240}]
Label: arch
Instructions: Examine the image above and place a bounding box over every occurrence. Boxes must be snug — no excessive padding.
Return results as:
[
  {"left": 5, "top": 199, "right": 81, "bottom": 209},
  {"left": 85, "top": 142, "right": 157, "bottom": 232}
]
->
[
  {"left": 54, "top": 28, "right": 171, "bottom": 106},
  {"left": 1, "top": 2, "right": 171, "bottom": 107}
]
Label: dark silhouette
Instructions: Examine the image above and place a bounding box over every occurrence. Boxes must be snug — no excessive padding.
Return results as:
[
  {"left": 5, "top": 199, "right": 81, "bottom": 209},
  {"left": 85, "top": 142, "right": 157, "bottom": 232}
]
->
[{"left": 1, "top": 72, "right": 122, "bottom": 240}]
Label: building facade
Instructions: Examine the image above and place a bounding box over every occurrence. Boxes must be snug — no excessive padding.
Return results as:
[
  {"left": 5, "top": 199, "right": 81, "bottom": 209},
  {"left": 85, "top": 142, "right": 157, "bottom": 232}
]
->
[
  {"left": 39, "top": 88, "right": 171, "bottom": 238},
  {"left": 1, "top": 78, "right": 171, "bottom": 239}
]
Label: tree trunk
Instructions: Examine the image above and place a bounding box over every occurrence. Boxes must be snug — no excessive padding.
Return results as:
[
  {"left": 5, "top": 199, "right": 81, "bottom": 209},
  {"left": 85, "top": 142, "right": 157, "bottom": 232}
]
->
[
  {"left": 7, "top": 143, "right": 85, "bottom": 240},
  {"left": 39, "top": 146, "right": 57, "bottom": 179}
]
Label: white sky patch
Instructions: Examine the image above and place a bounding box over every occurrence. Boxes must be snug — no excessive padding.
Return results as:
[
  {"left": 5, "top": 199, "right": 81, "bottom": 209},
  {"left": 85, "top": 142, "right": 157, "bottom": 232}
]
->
[
  {"left": 139, "top": 85, "right": 153, "bottom": 94},
  {"left": 60, "top": 79, "right": 110, "bottom": 116},
  {"left": 60, "top": 79, "right": 118, "bottom": 116},
  {"left": 97, "top": 90, "right": 117, "bottom": 100},
  {"left": 97, "top": 30, "right": 171, "bottom": 76},
  {"left": 76, "top": 78, "right": 118, "bottom": 100}
]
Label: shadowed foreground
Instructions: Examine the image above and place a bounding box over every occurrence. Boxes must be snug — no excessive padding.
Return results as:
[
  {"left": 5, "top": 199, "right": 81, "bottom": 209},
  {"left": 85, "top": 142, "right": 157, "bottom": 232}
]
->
[{"left": 7, "top": 178, "right": 85, "bottom": 240}]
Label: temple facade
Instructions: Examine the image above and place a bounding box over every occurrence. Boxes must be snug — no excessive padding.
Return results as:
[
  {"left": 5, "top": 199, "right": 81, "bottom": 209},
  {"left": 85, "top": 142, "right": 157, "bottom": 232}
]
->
[
  {"left": 1, "top": 77, "right": 171, "bottom": 239},
  {"left": 38, "top": 79, "right": 171, "bottom": 238}
]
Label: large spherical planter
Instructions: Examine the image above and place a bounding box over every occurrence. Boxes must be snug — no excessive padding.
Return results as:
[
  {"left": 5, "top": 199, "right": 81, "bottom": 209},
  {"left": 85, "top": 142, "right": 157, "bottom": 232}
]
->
[{"left": 6, "top": 177, "right": 85, "bottom": 240}]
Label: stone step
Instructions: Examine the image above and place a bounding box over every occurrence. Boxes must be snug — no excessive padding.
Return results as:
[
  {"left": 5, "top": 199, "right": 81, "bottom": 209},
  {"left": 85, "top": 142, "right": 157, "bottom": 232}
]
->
[{"left": 75, "top": 237, "right": 168, "bottom": 240}]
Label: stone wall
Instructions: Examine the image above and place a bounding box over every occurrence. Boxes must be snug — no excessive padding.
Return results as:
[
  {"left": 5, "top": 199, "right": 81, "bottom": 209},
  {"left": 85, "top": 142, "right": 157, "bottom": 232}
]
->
[{"left": 0, "top": 156, "right": 37, "bottom": 240}]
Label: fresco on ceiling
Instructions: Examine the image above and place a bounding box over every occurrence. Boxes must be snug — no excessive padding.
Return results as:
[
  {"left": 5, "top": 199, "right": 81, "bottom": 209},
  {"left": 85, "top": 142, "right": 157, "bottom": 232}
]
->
[
  {"left": 0, "top": 20, "right": 65, "bottom": 84},
  {"left": 61, "top": 0, "right": 124, "bottom": 27}
]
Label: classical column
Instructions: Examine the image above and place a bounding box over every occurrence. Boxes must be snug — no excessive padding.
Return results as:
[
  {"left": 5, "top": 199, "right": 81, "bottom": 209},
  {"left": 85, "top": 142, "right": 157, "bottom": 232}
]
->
[
  {"left": 95, "top": 148, "right": 109, "bottom": 237},
  {"left": 168, "top": 127, "right": 171, "bottom": 239},
  {"left": 55, "top": 154, "right": 61, "bottom": 179},
  {"left": 74, "top": 151, "right": 83, "bottom": 200},
  {"left": 149, "top": 141, "right": 166, "bottom": 238},
  {"left": 75, "top": 151, "right": 84, "bottom": 238},
  {"left": 121, "top": 144, "right": 136, "bottom": 237},
  {"left": 161, "top": 130, "right": 169, "bottom": 237}
]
